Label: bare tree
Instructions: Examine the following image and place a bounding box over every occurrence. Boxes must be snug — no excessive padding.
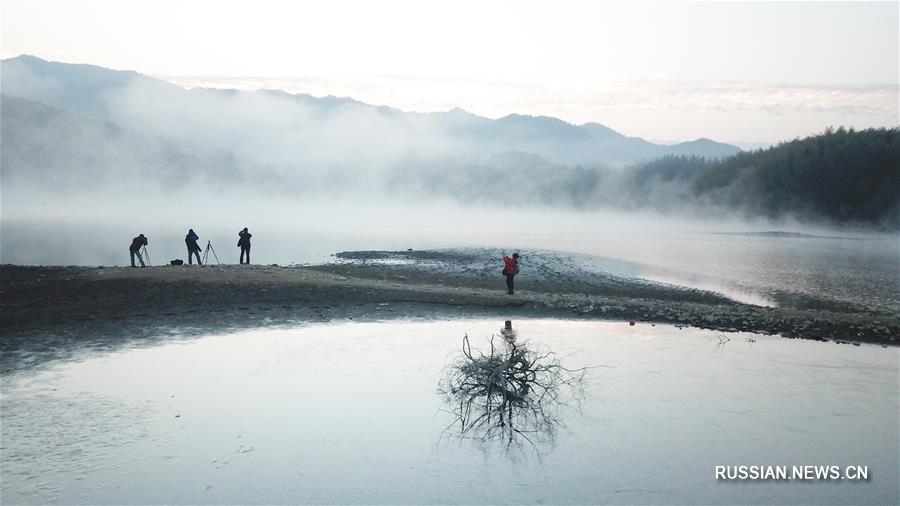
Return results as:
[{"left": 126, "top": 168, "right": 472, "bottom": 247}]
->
[{"left": 439, "top": 329, "right": 587, "bottom": 448}]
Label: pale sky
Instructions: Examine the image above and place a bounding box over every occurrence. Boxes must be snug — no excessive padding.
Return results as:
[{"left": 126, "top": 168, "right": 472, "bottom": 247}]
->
[{"left": 2, "top": 0, "right": 898, "bottom": 144}]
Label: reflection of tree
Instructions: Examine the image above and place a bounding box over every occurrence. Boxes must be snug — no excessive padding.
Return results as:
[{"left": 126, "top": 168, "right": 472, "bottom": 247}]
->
[{"left": 439, "top": 329, "right": 586, "bottom": 447}]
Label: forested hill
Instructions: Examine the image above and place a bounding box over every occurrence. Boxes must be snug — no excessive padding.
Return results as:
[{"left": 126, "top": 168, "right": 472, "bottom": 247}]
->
[
  {"left": 393, "top": 127, "right": 899, "bottom": 229},
  {"left": 626, "top": 127, "right": 899, "bottom": 227}
]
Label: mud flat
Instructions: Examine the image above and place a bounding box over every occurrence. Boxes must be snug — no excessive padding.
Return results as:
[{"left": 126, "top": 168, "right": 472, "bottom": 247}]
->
[{"left": 2, "top": 250, "right": 897, "bottom": 372}]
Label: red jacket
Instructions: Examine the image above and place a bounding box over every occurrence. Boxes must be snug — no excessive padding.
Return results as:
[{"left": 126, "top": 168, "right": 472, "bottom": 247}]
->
[{"left": 503, "top": 256, "right": 518, "bottom": 276}]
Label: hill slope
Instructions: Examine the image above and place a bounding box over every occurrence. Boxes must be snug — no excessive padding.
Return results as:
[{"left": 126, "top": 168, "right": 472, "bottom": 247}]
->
[
  {"left": 0, "top": 95, "right": 278, "bottom": 194},
  {"left": 625, "top": 128, "right": 900, "bottom": 227}
]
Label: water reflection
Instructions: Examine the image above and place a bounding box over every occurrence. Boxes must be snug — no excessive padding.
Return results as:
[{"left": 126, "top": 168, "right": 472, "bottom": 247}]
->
[
  {"left": 440, "top": 321, "right": 586, "bottom": 448},
  {"left": 1, "top": 320, "right": 896, "bottom": 505}
]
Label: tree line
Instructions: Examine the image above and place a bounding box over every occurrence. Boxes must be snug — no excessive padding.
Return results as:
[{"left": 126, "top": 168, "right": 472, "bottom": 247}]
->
[
  {"left": 641, "top": 127, "right": 899, "bottom": 227},
  {"left": 394, "top": 127, "right": 899, "bottom": 229}
]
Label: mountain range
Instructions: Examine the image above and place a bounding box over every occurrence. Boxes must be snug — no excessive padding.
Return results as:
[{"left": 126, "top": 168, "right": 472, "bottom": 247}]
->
[{"left": 1, "top": 54, "right": 741, "bottom": 168}]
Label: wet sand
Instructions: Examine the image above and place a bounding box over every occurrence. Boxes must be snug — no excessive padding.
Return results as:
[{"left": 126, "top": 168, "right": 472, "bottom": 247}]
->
[{"left": 2, "top": 255, "right": 898, "bottom": 372}]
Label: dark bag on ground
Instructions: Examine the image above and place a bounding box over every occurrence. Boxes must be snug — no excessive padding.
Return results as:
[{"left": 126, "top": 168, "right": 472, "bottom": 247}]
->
[{"left": 170, "top": 259, "right": 184, "bottom": 266}]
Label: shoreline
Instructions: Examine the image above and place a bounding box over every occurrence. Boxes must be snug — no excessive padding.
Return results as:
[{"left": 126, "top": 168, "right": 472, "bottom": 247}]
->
[{"left": 2, "top": 258, "right": 898, "bottom": 373}]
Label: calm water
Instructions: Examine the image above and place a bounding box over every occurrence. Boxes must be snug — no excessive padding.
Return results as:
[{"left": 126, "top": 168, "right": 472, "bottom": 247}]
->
[
  {"left": 2, "top": 319, "right": 897, "bottom": 504},
  {"left": 555, "top": 231, "right": 900, "bottom": 311}
]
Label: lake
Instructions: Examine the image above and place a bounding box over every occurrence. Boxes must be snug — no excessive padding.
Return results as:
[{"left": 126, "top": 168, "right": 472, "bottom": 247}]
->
[{"left": 2, "top": 319, "right": 897, "bottom": 504}]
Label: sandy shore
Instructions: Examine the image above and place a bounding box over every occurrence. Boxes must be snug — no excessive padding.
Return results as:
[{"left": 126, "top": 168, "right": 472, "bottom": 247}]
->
[{"left": 2, "top": 253, "right": 898, "bottom": 372}]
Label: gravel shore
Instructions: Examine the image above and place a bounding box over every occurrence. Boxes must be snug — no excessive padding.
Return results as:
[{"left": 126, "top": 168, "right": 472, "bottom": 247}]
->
[{"left": 2, "top": 251, "right": 897, "bottom": 372}]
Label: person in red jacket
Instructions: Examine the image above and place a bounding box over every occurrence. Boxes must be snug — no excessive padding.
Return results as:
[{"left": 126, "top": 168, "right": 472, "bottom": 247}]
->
[{"left": 502, "top": 252, "right": 520, "bottom": 295}]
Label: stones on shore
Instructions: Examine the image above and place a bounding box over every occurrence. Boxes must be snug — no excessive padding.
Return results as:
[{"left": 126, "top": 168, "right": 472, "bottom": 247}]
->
[
  {"left": 4, "top": 264, "right": 898, "bottom": 353},
  {"left": 527, "top": 286, "right": 898, "bottom": 344}
]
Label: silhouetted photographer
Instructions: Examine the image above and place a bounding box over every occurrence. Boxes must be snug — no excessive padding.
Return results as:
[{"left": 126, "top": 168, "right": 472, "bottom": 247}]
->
[
  {"left": 129, "top": 234, "right": 148, "bottom": 267},
  {"left": 238, "top": 228, "right": 252, "bottom": 264},
  {"left": 185, "top": 229, "right": 202, "bottom": 265}
]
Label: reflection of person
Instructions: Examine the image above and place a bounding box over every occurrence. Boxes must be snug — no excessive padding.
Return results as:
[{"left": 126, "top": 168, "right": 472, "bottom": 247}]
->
[
  {"left": 237, "top": 228, "right": 252, "bottom": 264},
  {"left": 185, "top": 229, "right": 202, "bottom": 265},
  {"left": 501, "top": 320, "right": 517, "bottom": 341},
  {"left": 129, "top": 234, "right": 148, "bottom": 267},
  {"left": 502, "top": 252, "right": 520, "bottom": 295}
]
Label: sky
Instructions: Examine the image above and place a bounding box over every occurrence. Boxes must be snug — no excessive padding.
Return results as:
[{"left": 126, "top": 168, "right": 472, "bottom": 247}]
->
[{"left": 1, "top": 0, "right": 898, "bottom": 145}]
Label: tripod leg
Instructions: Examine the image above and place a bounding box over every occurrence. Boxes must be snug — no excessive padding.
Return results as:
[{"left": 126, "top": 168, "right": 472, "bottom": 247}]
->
[{"left": 210, "top": 245, "right": 221, "bottom": 265}]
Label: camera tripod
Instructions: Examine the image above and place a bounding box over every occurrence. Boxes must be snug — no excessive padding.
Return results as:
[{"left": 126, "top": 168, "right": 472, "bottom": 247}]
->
[
  {"left": 141, "top": 245, "right": 152, "bottom": 266},
  {"left": 202, "top": 240, "right": 221, "bottom": 265}
]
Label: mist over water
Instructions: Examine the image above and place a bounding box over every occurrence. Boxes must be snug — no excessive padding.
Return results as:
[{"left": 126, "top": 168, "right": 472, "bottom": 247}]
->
[{"left": 3, "top": 189, "right": 897, "bottom": 313}]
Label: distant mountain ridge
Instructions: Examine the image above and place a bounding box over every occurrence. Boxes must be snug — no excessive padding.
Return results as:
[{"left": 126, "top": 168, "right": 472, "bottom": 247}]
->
[
  {"left": 0, "top": 54, "right": 741, "bottom": 166},
  {"left": 4, "top": 93, "right": 896, "bottom": 228}
]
